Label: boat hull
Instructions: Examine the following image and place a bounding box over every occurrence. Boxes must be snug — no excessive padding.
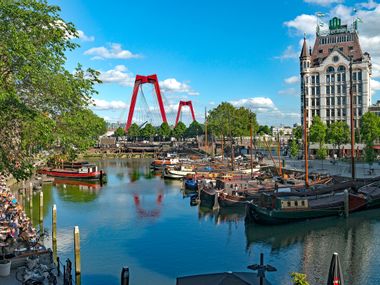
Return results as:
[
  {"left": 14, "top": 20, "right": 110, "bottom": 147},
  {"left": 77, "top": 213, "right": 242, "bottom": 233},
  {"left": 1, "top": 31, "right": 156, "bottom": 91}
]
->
[{"left": 38, "top": 169, "right": 102, "bottom": 180}]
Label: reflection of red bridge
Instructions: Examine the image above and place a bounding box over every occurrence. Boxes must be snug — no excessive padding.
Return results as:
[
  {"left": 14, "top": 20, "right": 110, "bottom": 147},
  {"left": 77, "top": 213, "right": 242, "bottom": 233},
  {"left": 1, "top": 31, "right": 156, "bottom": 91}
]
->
[
  {"left": 133, "top": 193, "right": 163, "bottom": 218},
  {"left": 125, "top": 74, "right": 196, "bottom": 131}
]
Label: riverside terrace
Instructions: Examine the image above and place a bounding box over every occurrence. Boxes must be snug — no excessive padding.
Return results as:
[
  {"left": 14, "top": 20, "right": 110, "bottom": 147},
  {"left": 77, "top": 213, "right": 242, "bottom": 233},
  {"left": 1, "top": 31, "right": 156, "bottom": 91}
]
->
[{"left": 0, "top": 175, "right": 63, "bottom": 284}]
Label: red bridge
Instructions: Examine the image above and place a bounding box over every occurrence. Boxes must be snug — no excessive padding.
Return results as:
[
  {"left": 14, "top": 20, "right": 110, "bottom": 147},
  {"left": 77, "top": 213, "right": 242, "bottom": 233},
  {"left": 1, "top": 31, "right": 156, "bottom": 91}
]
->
[{"left": 125, "top": 74, "right": 196, "bottom": 131}]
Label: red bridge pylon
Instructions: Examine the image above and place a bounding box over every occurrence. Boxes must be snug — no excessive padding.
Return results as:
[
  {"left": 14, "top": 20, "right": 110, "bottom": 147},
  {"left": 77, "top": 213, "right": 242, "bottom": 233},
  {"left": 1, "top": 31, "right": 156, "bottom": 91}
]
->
[
  {"left": 125, "top": 74, "right": 167, "bottom": 131},
  {"left": 175, "top": 100, "right": 196, "bottom": 126}
]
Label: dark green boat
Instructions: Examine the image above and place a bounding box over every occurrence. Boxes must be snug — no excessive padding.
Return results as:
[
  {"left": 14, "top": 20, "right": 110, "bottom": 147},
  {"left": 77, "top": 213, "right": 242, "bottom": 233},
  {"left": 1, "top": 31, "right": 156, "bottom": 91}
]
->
[{"left": 245, "top": 190, "right": 367, "bottom": 225}]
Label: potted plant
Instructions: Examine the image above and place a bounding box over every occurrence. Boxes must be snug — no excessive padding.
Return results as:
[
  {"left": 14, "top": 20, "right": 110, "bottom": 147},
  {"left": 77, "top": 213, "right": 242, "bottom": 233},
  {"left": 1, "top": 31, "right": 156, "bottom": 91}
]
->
[{"left": 0, "top": 240, "right": 12, "bottom": 277}]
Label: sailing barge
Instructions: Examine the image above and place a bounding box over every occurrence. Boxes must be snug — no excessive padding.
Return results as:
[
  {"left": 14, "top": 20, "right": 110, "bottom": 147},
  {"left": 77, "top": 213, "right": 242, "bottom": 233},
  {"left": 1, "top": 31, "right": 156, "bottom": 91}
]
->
[{"left": 38, "top": 163, "right": 105, "bottom": 181}]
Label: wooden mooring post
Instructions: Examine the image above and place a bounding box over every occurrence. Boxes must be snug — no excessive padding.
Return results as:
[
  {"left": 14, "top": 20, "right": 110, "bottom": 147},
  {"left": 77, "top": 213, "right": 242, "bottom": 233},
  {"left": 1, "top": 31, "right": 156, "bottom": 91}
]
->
[
  {"left": 74, "top": 226, "right": 81, "bottom": 281},
  {"left": 344, "top": 189, "right": 349, "bottom": 218},
  {"left": 29, "top": 182, "right": 33, "bottom": 216},
  {"left": 39, "top": 191, "right": 44, "bottom": 223},
  {"left": 52, "top": 204, "right": 58, "bottom": 264}
]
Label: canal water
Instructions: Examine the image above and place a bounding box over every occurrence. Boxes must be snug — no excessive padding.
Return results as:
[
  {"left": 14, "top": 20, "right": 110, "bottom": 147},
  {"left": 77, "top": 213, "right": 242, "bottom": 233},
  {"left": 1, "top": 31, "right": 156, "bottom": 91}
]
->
[{"left": 26, "top": 159, "right": 380, "bottom": 284}]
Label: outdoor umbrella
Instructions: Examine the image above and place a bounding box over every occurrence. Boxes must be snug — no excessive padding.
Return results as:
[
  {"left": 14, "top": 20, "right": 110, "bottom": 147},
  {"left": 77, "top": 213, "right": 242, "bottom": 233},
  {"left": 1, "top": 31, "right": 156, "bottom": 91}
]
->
[
  {"left": 176, "top": 272, "right": 272, "bottom": 285},
  {"left": 327, "top": 252, "right": 344, "bottom": 285}
]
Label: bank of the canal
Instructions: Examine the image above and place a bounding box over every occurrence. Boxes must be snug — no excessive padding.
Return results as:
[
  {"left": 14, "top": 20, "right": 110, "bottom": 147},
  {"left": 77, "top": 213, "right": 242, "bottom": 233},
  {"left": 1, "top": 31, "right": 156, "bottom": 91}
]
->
[{"left": 21, "top": 158, "right": 380, "bottom": 285}]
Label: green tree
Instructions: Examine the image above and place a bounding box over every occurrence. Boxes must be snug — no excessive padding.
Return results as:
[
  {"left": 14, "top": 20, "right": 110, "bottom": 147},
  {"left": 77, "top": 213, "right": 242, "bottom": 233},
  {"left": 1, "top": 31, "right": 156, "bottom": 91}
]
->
[
  {"left": 127, "top": 123, "right": 140, "bottom": 141},
  {"left": 361, "top": 112, "right": 380, "bottom": 165},
  {"left": 258, "top": 125, "right": 271, "bottom": 135},
  {"left": 157, "top": 122, "right": 171, "bottom": 141},
  {"left": 293, "top": 126, "right": 303, "bottom": 140},
  {"left": 141, "top": 123, "right": 156, "bottom": 140},
  {"left": 361, "top": 112, "right": 380, "bottom": 145},
  {"left": 290, "top": 273, "right": 310, "bottom": 285},
  {"left": 184, "top": 121, "right": 204, "bottom": 138},
  {"left": 309, "top": 116, "right": 327, "bottom": 147},
  {"left": 56, "top": 109, "right": 107, "bottom": 161},
  {"left": 327, "top": 121, "right": 349, "bottom": 158},
  {"left": 114, "top": 127, "right": 126, "bottom": 139},
  {"left": 0, "top": 1, "right": 101, "bottom": 179},
  {"left": 289, "top": 139, "right": 299, "bottom": 158},
  {"left": 173, "top": 121, "right": 187, "bottom": 140}
]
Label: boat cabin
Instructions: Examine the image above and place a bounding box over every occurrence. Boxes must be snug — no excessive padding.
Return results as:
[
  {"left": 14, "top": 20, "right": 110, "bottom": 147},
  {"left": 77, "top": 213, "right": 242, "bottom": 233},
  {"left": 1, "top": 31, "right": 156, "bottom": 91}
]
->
[
  {"left": 78, "top": 164, "right": 98, "bottom": 173},
  {"left": 277, "top": 196, "right": 309, "bottom": 209}
]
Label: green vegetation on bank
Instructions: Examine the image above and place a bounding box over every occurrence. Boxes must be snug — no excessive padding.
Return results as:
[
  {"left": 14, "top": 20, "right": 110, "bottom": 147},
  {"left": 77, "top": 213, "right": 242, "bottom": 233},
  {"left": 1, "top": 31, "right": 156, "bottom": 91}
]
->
[{"left": 0, "top": 0, "right": 106, "bottom": 180}]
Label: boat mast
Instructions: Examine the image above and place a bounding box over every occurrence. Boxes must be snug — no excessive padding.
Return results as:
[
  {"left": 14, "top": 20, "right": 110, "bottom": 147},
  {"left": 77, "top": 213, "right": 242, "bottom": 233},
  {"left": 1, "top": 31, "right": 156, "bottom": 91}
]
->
[
  {"left": 349, "top": 56, "right": 356, "bottom": 179},
  {"left": 205, "top": 107, "right": 208, "bottom": 154},
  {"left": 302, "top": 72, "right": 309, "bottom": 187},
  {"left": 250, "top": 123, "right": 253, "bottom": 177},
  {"left": 277, "top": 136, "right": 282, "bottom": 177}
]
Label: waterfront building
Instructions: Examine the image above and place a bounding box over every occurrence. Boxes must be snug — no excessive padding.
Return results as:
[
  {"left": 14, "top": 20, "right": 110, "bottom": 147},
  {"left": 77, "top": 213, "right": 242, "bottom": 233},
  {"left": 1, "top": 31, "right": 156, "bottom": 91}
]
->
[{"left": 300, "top": 17, "right": 372, "bottom": 129}]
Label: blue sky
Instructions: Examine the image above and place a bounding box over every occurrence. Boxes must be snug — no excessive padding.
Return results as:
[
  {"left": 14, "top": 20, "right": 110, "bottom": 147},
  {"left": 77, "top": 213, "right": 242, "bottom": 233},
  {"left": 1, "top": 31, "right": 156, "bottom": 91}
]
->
[{"left": 53, "top": 0, "right": 380, "bottom": 127}]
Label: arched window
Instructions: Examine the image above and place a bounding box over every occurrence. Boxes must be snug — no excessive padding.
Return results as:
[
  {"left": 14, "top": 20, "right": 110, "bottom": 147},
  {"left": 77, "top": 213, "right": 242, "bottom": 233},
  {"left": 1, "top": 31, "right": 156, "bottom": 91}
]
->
[
  {"left": 338, "top": 65, "right": 346, "bottom": 72},
  {"left": 327, "top": 66, "right": 335, "bottom": 73}
]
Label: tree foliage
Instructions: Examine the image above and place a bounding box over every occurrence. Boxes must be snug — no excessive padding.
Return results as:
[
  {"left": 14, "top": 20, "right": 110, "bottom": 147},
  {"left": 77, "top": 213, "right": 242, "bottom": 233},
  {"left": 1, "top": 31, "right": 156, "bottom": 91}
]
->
[
  {"left": 0, "top": 1, "right": 105, "bottom": 180},
  {"left": 293, "top": 126, "right": 303, "bottom": 140},
  {"left": 327, "top": 121, "right": 349, "bottom": 158},
  {"left": 114, "top": 127, "right": 126, "bottom": 138},
  {"left": 157, "top": 122, "right": 171, "bottom": 140},
  {"left": 141, "top": 123, "right": 156, "bottom": 140},
  {"left": 208, "top": 102, "right": 258, "bottom": 138},
  {"left": 184, "top": 121, "right": 203, "bottom": 138},
  {"left": 290, "top": 273, "right": 310, "bottom": 285},
  {"left": 127, "top": 123, "right": 140, "bottom": 140},
  {"left": 361, "top": 112, "right": 380, "bottom": 145},
  {"left": 309, "top": 116, "right": 327, "bottom": 146},
  {"left": 289, "top": 139, "right": 299, "bottom": 158},
  {"left": 173, "top": 121, "right": 187, "bottom": 140}
]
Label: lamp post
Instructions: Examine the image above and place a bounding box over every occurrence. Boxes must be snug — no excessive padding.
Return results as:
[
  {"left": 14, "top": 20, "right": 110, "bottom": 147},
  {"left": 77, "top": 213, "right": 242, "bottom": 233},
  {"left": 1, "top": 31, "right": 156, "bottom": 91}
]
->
[{"left": 349, "top": 55, "right": 356, "bottom": 180}]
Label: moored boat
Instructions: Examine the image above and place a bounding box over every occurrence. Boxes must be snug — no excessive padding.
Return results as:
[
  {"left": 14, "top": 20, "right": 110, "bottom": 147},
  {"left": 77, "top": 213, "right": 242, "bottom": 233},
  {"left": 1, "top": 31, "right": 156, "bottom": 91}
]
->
[
  {"left": 245, "top": 189, "right": 367, "bottom": 225},
  {"left": 38, "top": 164, "right": 105, "bottom": 181}
]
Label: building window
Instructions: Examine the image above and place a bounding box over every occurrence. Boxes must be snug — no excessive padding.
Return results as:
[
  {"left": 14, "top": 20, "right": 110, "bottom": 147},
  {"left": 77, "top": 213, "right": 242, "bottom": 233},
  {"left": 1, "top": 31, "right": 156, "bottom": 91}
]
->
[
  {"left": 327, "top": 86, "right": 330, "bottom": 95},
  {"left": 316, "top": 98, "right": 320, "bottom": 106},
  {"left": 342, "top": 97, "right": 347, "bottom": 105},
  {"left": 353, "top": 84, "right": 357, "bottom": 93},
  {"left": 319, "top": 49, "right": 323, "bottom": 53},
  {"left": 358, "top": 83, "right": 362, "bottom": 93},
  {"left": 358, "top": 70, "right": 362, "bottom": 80},
  {"left": 337, "top": 74, "right": 341, "bottom": 82},
  {"left": 338, "top": 109, "right": 341, "bottom": 116},
  {"left": 327, "top": 66, "right": 335, "bottom": 73},
  {"left": 337, "top": 85, "right": 341, "bottom": 94},
  {"left": 312, "top": 99, "right": 315, "bottom": 106},
  {"left": 358, "top": 96, "right": 362, "bottom": 105},
  {"left": 343, "top": 84, "right": 347, "bottom": 94},
  {"left": 326, "top": 75, "right": 330, "bottom": 83},
  {"left": 316, "top": 74, "right": 320, "bottom": 84},
  {"left": 337, "top": 97, "right": 341, "bottom": 105},
  {"left": 342, "top": 73, "right": 346, "bottom": 82},
  {"left": 312, "top": 76, "right": 315, "bottom": 84},
  {"left": 331, "top": 97, "right": 335, "bottom": 105},
  {"left": 306, "top": 76, "right": 309, "bottom": 84},
  {"left": 359, "top": 108, "right": 362, "bottom": 116},
  {"left": 338, "top": 65, "right": 346, "bottom": 72},
  {"left": 343, "top": 109, "right": 347, "bottom": 116},
  {"left": 353, "top": 72, "right": 357, "bottom": 81},
  {"left": 331, "top": 109, "right": 335, "bottom": 116},
  {"left": 331, "top": 74, "right": 335, "bottom": 82},
  {"left": 312, "top": 87, "right": 315, "bottom": 95},
  {"left": 327, "top": 97, "right": 330, "bottom": 106},
  {"left": 317, "top": 86, "right": 320, "bottom": 95},
  {"left": 331, "top": 86, "right": 335, "bottom": 95},
  {"left": 327, "top": 109, "right": 330, "bottom": 116}
]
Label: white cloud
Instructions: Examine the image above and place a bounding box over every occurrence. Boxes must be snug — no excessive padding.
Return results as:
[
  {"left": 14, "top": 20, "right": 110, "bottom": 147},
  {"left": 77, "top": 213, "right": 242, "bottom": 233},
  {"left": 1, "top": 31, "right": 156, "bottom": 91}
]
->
[
  {"left": 98, "top": 65, "right": 135, "bottom": 87},
  {"left": 77, "top": 30, "right": 95, "bottom": 42},
  {"left": 358, "top": 0, "right": 378, "bottom": 9},
  {"left": 92, "top": 99, "right": 129, "bottom": 110},
  {"left": 84, "top": 43, "right": 140, "bottom": 60},
  {"left": 372, "top": 61, "right": 380, "bottom": 78},
  {"left": 159, "top": 78, "right": 199, "bottom": 95},
  {"left": 275, "top": 45, "right": 299, "bottom": 60},
  {"left": 229, "top": 97, "right": 278, "bottom": 113},
  {"left": 284, "top": 14, "right": 318, "bottom": 36},
  {"left": 372, "top": 79, "right": 380, "bottom": 94},
  {"left": 284, "top": 76, "right": 300, "bottom": 84},
  {"left": 278, "top": 88, "right": 298, "bottom": 96},
  {"left": 304, "top": 0, "right": 344, "bottom": 6}
]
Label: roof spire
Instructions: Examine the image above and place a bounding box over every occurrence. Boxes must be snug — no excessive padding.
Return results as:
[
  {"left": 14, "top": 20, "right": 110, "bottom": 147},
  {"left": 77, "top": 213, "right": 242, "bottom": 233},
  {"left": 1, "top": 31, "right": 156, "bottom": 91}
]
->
[{"left": 300, "top": 36, "right": 308, "bottom": 59}]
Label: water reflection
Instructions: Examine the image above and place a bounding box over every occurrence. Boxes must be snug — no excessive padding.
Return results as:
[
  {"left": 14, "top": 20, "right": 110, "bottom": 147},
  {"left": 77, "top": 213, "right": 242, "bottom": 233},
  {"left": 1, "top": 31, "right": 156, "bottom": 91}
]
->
[
  {"left": 245, "top": 209, "right": 380, "bottom": 284},
  {"left": 54, "top": 181, "right": 101, "bottom": 203}
]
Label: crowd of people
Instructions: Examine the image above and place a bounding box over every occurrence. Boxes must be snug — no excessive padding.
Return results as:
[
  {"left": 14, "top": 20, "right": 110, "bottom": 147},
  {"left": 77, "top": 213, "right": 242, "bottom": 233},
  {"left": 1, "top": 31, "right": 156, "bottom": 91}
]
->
[{"left": 0, "top": 175, "right": 37, "bottom": 258}]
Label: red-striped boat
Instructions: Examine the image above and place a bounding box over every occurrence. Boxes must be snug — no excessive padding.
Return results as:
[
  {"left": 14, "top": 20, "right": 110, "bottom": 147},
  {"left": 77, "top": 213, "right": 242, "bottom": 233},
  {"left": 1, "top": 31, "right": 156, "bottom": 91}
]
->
[{"left": 38, "top": 164, "right": 105, "bottom": 181}]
